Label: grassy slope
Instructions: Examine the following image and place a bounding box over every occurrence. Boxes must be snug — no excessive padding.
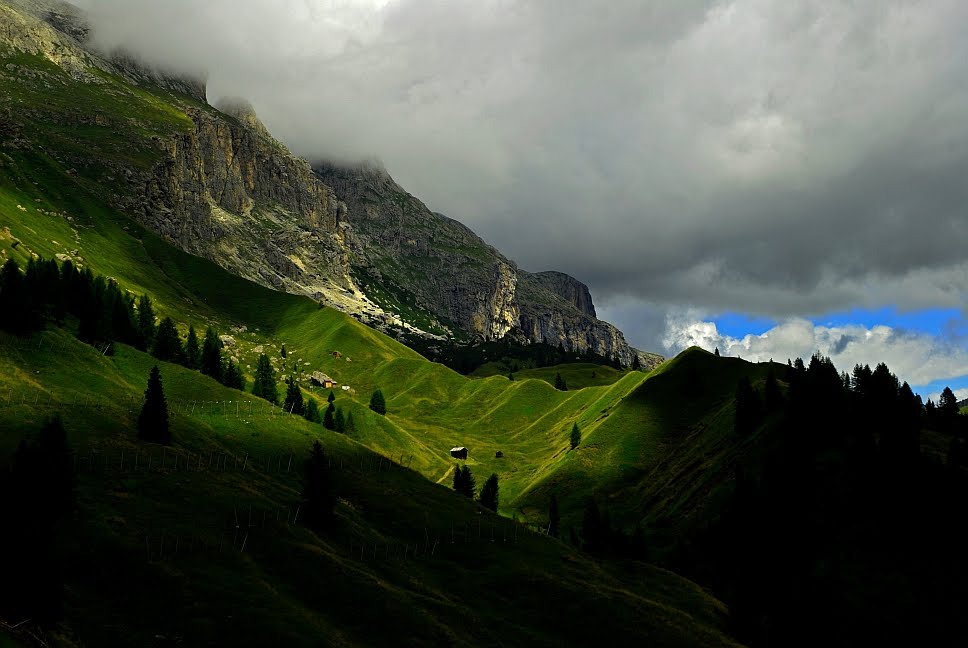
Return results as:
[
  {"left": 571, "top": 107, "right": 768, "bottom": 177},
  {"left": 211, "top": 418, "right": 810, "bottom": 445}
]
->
[
  {"left": 0, "top": 332, "right": 738, "bottom": 647},
  {"left": 0, "top": 43, "right": 741, "bottom": 645},
  {"left": 472, "top": 361, "right": 629, "bottom": 390}
]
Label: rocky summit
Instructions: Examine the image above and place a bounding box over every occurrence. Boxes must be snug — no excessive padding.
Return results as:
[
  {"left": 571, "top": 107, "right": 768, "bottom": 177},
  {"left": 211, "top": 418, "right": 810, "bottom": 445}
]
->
[{"left": 0, "top": 0, "right": 661, "bottom": 368}]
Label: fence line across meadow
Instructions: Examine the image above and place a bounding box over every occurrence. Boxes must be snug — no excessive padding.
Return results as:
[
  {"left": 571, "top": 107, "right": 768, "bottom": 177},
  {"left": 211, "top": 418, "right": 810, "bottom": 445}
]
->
[
  {"left": 0, "top": 389, "right": 351, "bottom": 422},
  {"left": 65, "top": 445, "right": 415, "bottom": 476},
  {"left": 136, "top": 509, "right": 540, "bottom": 566}
]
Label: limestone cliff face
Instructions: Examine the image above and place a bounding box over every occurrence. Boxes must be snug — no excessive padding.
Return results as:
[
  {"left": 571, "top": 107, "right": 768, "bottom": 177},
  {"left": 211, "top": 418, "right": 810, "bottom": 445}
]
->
[
  {"left": 133, "top": 106, "right": 352, "bottom": 297},
  {"left": 1, "top": 0, "right": 662, "bottom": 365},
  {"left": 312, "top": 161, "right": 658, "bottom": 366}
]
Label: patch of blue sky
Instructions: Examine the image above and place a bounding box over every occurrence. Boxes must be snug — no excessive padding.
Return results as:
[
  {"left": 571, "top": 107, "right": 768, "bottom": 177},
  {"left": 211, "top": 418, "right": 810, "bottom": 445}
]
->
[
  {"left": 912, "top": 374, "right": 968, "bottom": 403},
  {"left": 710, "top": 312, "right": 776, "bottom": 338},
  {"left": 812, "top": 307, "right": 965, "bottom": 338}
]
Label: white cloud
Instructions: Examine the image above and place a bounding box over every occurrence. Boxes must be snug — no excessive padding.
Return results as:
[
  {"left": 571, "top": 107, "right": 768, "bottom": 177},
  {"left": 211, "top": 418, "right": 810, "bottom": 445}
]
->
[{"left": 663, "top": 314, "right": 968, "bottom": 392}]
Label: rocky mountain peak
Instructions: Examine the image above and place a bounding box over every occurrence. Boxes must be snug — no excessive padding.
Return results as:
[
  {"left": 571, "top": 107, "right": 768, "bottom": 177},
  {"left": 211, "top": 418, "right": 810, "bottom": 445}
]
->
[{"left": 214, "top": 97, "right": 272, "bottom": 140}]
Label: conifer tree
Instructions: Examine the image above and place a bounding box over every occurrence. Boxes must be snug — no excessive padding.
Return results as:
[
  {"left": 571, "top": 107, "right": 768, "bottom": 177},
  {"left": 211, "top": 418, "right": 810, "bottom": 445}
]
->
[
  {"left": 284, "top": 376, "right": 305, "bottom": 415},
  {"left": 369, "top": 389, "right": 387, "bottom": 415},
  {"left": 570, "top": 422, "right": 581, "bottom": 450},
  {"left": 183, "top": 325, "right": 201, "bottom": 369},
  {"left": 549, "top": 493, "right": 560, "bottom": 538},
  {"left": 201, "top": 327, "right": 223, "bottom": 381},
  {"left": 344, "top": 411, "right": 357, "bottom": 434},
  {"left": 459, "top": 465, "right": 475, "bottom": 498},
  {"left": 136, "top": 294, "right": 156, "bottom": 351},
  {"left": 453, "top": 463, "right": 464, "bottom": 494},
  {"left": 152, "top": 316, "right": 183, "bottom": 363},
  {"left": 323, "top": 402, "right": 336, "bottom": 430},
  {"left": 554, "top": 372, "right": 567, "bottom": 391},
  {"left": 581, "top": 499, "right": 605, "bottom": 554},
  {"left": 138, "top": 366, "right": 170, "bottom": 444},
  {"left": 478, "top": 473, "right": 499, "bottom": 511},
  {"left": 305, "top": 398, "right": 321, "bottom": 423},
  {"left": 734, "top": 376, "right": 762, "bottom": 436},
  {"left": 0, "top": 258, "right": 29, "bottom": 335},
  {"left": 222, "top": 358, "right": 245, "bottom": 390},
  {"left": 632, "top": 354, "right": 641, "bottom": 370},
  {"left": 334, "top": 406, "right": 346, "bottom": 433},
  {"left": 328, "top": 390, "right": 336, "bottom": 404},
  {"left": 715, "top": 347, "right": 720, "bottom": 357},
  {"left": 280, "top": 344, "right": 288, "bottom": 359},
  {"left": 301, "top": 440, "right": 336, "bottom": 531},
  {"left": 252, "top": 353, "right": 278, "bottom": 404}
]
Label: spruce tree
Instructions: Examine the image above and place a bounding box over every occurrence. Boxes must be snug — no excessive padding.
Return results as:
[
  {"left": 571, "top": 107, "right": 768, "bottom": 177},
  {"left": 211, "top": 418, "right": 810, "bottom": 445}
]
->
[
  {"left": 632, "top": 354, "right": 641, "bottom": 371},
  {"left": 554, "top": 373, "right": 567, "bottom": 391},
  {"left": 301, "top": 440, "right": 336, "bottom": 531},
  {"left": 334, "top": 407, "right": 346, "bottom": 433},
  {"left": 570, "top": 422, "right": 581, "bottom": 450},
  {"left": 305, "top": 398, "right": 321, "bottom": 423},
  {"left": 453, "top": 463, "right": 464, "bottom": 494},
  {"left": 478, "top": 473, "right": 499, "bottom": 511},
  {"left": 328, "top": 390, "right": 336, "bottom": 404},
  {"left": 344, "top": 411, "right": 357, "bottom": 435},
  {"left": 715, "top": 347, "right": 720, "bottom": 357},
  {"left": 201, "top": 327, "right": 223, "bottom": 381},
  {"left": 183, "top": 325, "right": 201, "bottom": 369},
  {"left": 284, "top": 376, "right": 305, "bottom": 415},
  {"left": 280, "top": 344, "right": 287, "bottom": 359},
  {"left": 549, "top": 493, "right": 560, "bottom": 538},
  {"left": 222, "top": 358, "right": 245, "bottom": 390},
  {"left": 252, "top": 353, "right": 278, "bottom": 404},
  {"left": 323, "top": 403, "right": 336, "bottom": 430},
  {"left": 152, "top": 317, "right": 183, "bottom": 363},
  {"left": 0, "top": 258, "right": 29, "bottom": 335},
  {"left": 458, "top": 465, "right": 476, "bottom": 498},
  {"left": 138, "top": 366, "right": 170, "bottom": 444},
  {"left": 581, "top": 499, "right": 605, "bottom": 554},
  {"left": 369, "top": 389, "right": 386, "bottom": 415},
  {"left": 136, "top": 294, "right": 156, "bottom": 351}
]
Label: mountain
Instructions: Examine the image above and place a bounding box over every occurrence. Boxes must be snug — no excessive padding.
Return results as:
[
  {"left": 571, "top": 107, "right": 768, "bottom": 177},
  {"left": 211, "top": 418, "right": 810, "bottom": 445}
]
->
[{"left": 0, "top": 0, "right": 659, "bottom": 369}]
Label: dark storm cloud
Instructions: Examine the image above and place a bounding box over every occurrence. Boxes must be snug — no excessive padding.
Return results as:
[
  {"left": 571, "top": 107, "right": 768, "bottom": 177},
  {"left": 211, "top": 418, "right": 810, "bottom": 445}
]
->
[{"left": 74, "top": 0, "right": 968, "bottom": 345}]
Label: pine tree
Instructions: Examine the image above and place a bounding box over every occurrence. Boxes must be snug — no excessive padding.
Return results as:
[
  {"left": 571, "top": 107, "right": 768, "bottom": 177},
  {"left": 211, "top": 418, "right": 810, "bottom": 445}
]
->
[
  {"left": 554, "top": 372, "right": 567, "bottom": 391},
  {"left": 453, "top": 464, "right": 475, "bottom": 498},
  {"left": 222, "top": 358, "right": 245, "bottom": 390},
  {"left": 549, "top": 493, "right": 560, "bottom": 538},
  {"left": 323, "top": 403, "right": 336, "bottom": 430},
  {"left": 344, "top": 411, "right": 357, "bottom": 435},
  {"left": 201, "top": 327, "right": 223, "bottom": 381},
  {"left": 570, "top": 422, "right": 581, "bottom": 450},
  {"left": 715, "top": 347, "right": 720, "bottom": 357},
  {"left": 940, "top": 387, "right": 960, "bottom": 434},
  {"left": 734, "top": 376, "right": 761, "bottom": 436},
  {"left": 152, "top": 317, "right": 183, "bottom": 363},
  {"left": 369, "top": 389, "right": 386, "bottom": 415},
  {"left": 632, "top": 354, "right": 641, "bottom": 370},
  {"left": 478, "top": 473, "right": 499, "bottom": 511},
  {"left": 334, "top": 407, "right": 346, "bottom": 433},
  {"left": 138, "top": 366, "right": 170, "bottom": 444},
  {"left": 183, "top": 325, "right": 201, "bottom": 369},
  {"left": 284, "top": 376, "right": 305, "bottom": 415},
  {"left": 252, "top": 353, "right": 278, "bottom": 404},
  {"left": 136, "top": 294, "right": 156, "bottom": 351},
  {"left": 581, "top": 499, "right": 605, "bottom": 554},
  {"left": 453, "top": 463, "right": 464, "bottom": 493},
  {"left": 301, "top": 440, "right": 336, "bottom": 531},
  {"left": 305, "top": 398, "right": 321, "bottom": 423},
  {"left": 0, "top": 258, "right": 30, "bottom": 335},
  {"left": 327, "top": 390, "right": 336, "bottom": 404},
  {"left": 280, "top": 344, "right": 288, "bottom": 359}
]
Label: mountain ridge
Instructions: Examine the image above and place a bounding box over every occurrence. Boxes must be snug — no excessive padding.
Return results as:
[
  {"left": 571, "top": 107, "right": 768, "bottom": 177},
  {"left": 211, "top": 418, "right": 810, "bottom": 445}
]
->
[{"left": 0, "top": 0, "right": 661, "bottom": 368}]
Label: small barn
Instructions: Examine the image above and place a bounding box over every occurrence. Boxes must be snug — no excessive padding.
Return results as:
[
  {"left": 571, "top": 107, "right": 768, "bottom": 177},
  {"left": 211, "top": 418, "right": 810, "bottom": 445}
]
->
[
  {"left": 310, "top": 371, "right": 336, "bottom": 389},
  {"left": 450, "top": 447, "right": 468, "bottom": 460}
]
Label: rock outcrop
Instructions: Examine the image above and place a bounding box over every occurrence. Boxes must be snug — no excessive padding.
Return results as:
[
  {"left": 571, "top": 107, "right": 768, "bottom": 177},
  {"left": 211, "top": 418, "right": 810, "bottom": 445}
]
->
[{"left": 1, "top": 0, "right": 663, "bottom": 366}]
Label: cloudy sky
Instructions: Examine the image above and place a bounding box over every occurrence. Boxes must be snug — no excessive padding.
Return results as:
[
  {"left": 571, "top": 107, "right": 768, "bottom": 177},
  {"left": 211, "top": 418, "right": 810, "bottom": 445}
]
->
[{"left": 72, "top": 0, "right": 968, "bottom": 400}]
